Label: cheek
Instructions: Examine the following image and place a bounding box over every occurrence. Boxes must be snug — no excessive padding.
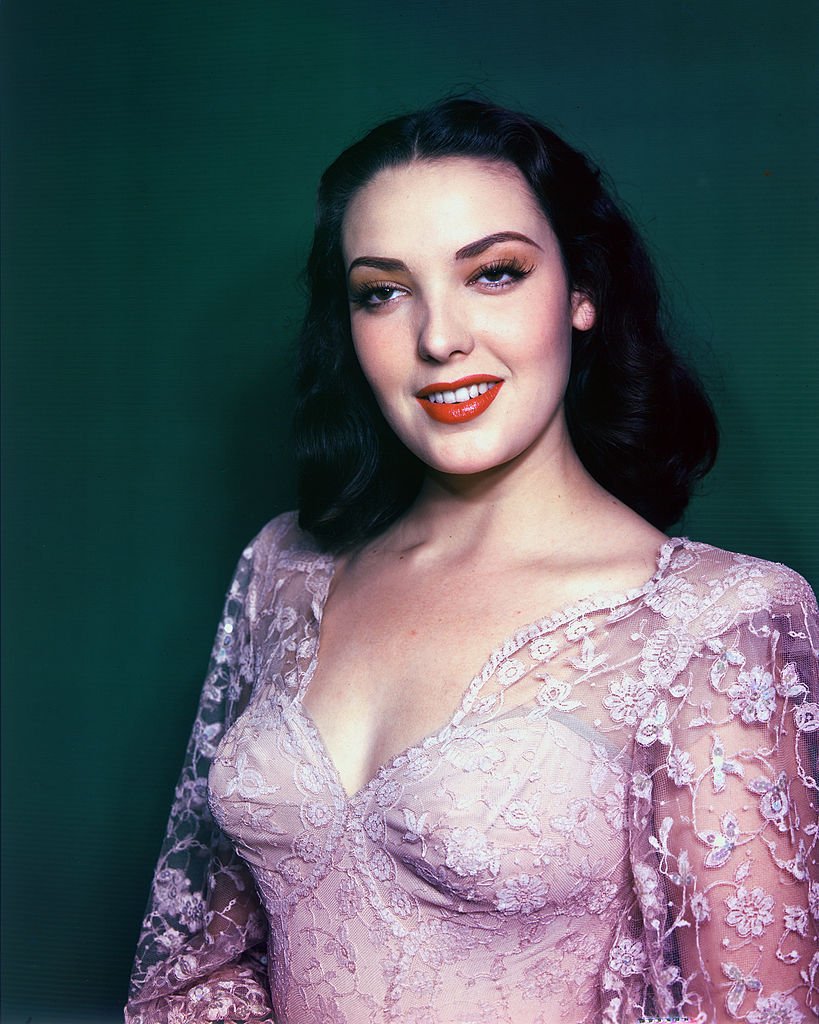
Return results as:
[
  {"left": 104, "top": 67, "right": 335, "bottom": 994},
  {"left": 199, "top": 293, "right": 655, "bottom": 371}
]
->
[
  {"left": 488, "top": 306, "right": 573, "bottom": 371},
  {"left": 351, "top": 325, "right": 401, "bottom": 404}
]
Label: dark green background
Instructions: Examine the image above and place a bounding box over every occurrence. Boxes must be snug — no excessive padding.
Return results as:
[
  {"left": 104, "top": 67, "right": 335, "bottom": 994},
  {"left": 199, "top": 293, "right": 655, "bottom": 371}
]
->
[{"left": 2, "top": 1, "right": 816, "bottom": 1020}]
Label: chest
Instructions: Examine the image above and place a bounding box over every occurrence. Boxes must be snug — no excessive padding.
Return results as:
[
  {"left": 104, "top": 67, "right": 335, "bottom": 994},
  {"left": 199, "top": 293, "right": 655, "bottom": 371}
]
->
[{"left": 299, "top": 562, "right": 606, "bottom": 798}]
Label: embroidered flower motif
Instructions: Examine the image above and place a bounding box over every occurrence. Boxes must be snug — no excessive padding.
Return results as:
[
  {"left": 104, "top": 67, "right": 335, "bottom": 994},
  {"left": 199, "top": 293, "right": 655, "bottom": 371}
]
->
[
  {"left": 722, "top": 962, "right": 762, "bottom": 1017},
  {"left": 736, "top": 578, "right": 773, "bottom": 612},
  {"left": 534, "top": 676, "right": 581, "bottom": 714},
  {"left": 169, "top": 953, "right": 201, "bottom": 982},
  {"left": 531, "top": 834, "right": 562, "bottom": 870},
  {"left": 177, "top": 893, "right": 205, "bottom": 930},
  {"left": 303, "top": 801, "right": 333, "bottom": 828},
  {"left": 635, "top": 700, "right": 672, "bottom": 747},
  {"left": 363, "top": 811, "right": 385, "bottom": 842},
  {"left": 369, "top": 848, "right": 395, "bottom": 882},
  {"left": 400, "top": 750, "right": 434, "bottom": 782},
  {"left": 669, "top": 849, "right": 695, "bottom": 889},
  {"left": 497, "top": 873, "right": 548, "bottom": 915},
  {"left": 503, "top": 798, "right": 542, "bottom": 836},
  {"left": 270, "top": 603, "right": 297, "bottom": 636},
  {"left": 225, "top": 751, "right": 279, "bottom": 800},
  {"left": 386, "top": 887, "right": 414, "bottom": 918},
  {"left": 698, "top": 602, "right": 734, "bottom": 636},
  {"left": 631, "top": 772, "right": 653, "bottom": 804},
  {"left": 497, "top": 658, "right": 526, "bottom": 687},
  {"left": 443, "top": 827, "right": 499, "bottom": 877},
  {"left": 783, "top": 842, "right": 810, "bottom": 884},
  {"left": 639, "top": 629, "right": 696, "bottom": 691},
  {"left": 729, "top": 666, "right": 776, "bottom": 724},
  {"left": 153, "top": 867, "right": 187, "bottom": 904},
  {"left": 603, "top": 674, "right": 653, "bottom": 726},
  {"left": 550, "top": 799, "right": 596, "bottom": 847},
  {"left": 568, "top": 635, "right": 608, "bottom": 673},
  {"left": 587, "top": 879, "right": 618, "bottom": 914},
  {"left": 794, "top": 703, "right": 819, "bottom": 733},
  {"left": 529, "top": 636, "right": 557, "bottom": 662},
  {"left": 608, "top": 938, "right": 646, "bottom": 976},
  {"left": 296, "top": 763, "right": 325, "bottom": 795},
  {"left": 336, "top": 876, "right": 361, "bottom": 918},
  {"left": 441, "top": 729, "right": 505, "bottom": 773},
  {"left": 709, "top": 733, "right": 744, "bottom": 793},
  {"left": 192, "top": 719, "right": 223, "bottom": 759},
  {"left": 690, "top": 891, "right": 711, "bottom": 923},
  {"left": 708, "top": 643, "right": 745, "bottom": 689},
  {"left": 399, "top": 808, "right": 429, "bottom": 846},
  {"left": 633, "top": 862, "right": 663, "bottom": 918},
  {"left": 294, "top": 831, "right": 322, "bottom": 863},
  {"left": 726, "top": 886, "right": 775, "bottom": 937},
  {"left": 784, "top": 905, "right": 809, "bottom": 936},
  {"left": 777, "top": 662, "right": 807, "bottom": 699},
  {"left": 214, "top": 616, "right": 236, "bottom": 664},
  {"left": 746, "top": 991, "right": 805, "bottom": 1024},
  {"left": 808, "top": 882, "right": 819, "bottom": 920},
  {"left": 155, "top": 927, "right": 186, "bottom": 954},
  {"left": 698, "top": 811, "right": 740, "bottom": 869},
  {"left": 747, "top": 772, "right": 790, "bottom": 830},
  {"left": 375, "top": 779, "right": 402, "bottom": 808},
  {"left": 642, "top": 577, "right": 696, "bottom": 614},
  {"left": 603, "top": 782, "right": 626, "bottom": 830},
  {"left": 644, "top": 575, "right": 699, "bottom": 619},
  {"left": 666, "top": 746, "right": 696, "bottom": 786},
  {"left": 565, "top": 617, "right": 594, "bottom": 640}
]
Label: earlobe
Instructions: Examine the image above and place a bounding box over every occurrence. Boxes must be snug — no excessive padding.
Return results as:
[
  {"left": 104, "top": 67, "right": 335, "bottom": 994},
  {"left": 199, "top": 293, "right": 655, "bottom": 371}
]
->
[{"left": 571, "top": 293, "right": 596, "bottom": 332}]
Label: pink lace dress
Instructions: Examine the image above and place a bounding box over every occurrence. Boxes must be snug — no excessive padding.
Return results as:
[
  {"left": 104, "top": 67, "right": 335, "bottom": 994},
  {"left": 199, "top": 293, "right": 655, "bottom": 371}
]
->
[{"left": 125, "top": 512, "right": 818, "bottom": 1023}]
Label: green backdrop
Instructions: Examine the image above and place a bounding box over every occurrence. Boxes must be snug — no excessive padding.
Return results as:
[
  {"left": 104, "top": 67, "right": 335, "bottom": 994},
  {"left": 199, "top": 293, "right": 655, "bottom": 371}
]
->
[{"left": 2, "top": 1, "right": 816, "bottom": 1020}]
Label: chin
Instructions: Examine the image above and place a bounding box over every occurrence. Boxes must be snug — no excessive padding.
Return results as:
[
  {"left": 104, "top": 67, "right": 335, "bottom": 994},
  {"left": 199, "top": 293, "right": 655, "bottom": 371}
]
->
[{"left": 417, "top": 444, "right": 522, "bottom": 479}]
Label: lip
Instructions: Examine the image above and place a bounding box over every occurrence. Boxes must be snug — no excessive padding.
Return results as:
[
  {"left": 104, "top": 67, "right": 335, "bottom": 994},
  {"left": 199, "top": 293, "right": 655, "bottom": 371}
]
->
[
  {"left": 415, "top": 376, "right": 504, "bottom": 424},
  {"left": 415, "top": 374, "right": 503, "bottom": 399}
]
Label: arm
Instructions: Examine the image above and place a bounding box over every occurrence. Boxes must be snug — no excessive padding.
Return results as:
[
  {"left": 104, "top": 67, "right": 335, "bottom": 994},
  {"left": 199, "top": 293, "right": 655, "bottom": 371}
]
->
[
  {"left": 125, "top": 542, "right": 275, "bottom": 1024},
  {"left": 646, "top": 577, "right": 818, "bottom": 1022}
]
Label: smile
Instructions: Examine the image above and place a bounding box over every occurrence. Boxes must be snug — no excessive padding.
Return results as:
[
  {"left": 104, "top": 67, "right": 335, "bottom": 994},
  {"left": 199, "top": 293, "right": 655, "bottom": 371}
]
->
[{"left": 415, "top": 375, "right": 503, "bottom": 424}]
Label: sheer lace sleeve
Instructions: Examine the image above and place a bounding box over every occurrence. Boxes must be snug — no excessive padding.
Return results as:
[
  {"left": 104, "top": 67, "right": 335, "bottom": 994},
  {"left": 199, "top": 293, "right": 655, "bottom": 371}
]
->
[
  {"left": 632, "top": 560, "right": 819, "bottom": 1022},
  {"left": 125, "top": 539, "right": 275, "bottom": 1024}
]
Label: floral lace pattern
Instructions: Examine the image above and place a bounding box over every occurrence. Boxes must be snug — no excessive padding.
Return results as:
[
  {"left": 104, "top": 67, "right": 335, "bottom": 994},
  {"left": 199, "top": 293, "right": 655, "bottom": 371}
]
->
[{"left": 125, "top": 512, "right": 819, "bottom": 1023}]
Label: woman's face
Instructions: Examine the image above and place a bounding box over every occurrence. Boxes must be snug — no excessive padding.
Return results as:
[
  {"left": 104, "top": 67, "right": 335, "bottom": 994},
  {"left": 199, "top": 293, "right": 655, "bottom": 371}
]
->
[{"left": 342, "top": 157, "right": 594, "bottom": 479}]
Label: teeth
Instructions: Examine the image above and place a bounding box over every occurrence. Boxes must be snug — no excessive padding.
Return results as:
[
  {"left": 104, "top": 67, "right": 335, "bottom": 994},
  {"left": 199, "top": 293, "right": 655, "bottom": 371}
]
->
[{"left": 424, "top": 381, "right": 497, "bottom": 404}]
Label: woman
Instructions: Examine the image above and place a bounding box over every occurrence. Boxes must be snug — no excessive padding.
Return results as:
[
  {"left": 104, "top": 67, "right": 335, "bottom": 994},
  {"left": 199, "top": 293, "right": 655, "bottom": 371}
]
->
[{"left": 125, "top": 99, "right": 818, "bottom": 1024}]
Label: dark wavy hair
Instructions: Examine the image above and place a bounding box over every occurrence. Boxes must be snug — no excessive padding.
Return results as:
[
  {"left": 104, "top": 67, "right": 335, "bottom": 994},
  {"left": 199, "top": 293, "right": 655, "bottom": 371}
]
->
[{"left": 294, "top": 98, "right": 718, "bottom": 551}]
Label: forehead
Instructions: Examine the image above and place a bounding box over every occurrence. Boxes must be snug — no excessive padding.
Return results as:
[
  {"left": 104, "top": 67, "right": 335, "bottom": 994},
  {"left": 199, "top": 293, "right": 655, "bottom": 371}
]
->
[{"left": 342, "top": 157, "right": 550, "bottom": 260}]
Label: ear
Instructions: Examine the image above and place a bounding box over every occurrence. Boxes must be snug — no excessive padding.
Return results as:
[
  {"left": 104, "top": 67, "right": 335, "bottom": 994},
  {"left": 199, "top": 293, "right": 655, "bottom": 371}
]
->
[{"left": 570, "top": 292, "right": 596, "bottom": 332}]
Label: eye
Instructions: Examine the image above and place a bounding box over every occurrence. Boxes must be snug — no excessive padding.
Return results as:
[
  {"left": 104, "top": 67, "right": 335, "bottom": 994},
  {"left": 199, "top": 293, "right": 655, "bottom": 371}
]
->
[
  {"left": 469, "top": 257, "right": 534, "bottom": 290},
  {"left": 349, "top": 281, "right": 408, "bottom": 309}
]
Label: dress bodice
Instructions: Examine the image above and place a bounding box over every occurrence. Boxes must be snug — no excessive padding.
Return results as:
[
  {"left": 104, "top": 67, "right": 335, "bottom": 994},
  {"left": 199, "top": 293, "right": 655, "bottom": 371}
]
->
[{"left": 126, "top": 512, "right": 819, "bottom": 1024}]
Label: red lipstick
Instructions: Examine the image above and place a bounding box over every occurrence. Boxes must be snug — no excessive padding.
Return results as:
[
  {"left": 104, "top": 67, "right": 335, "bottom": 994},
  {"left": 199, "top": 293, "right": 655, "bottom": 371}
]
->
[{"left": 415, "top": 375, "right": 503, "bottom": 424}]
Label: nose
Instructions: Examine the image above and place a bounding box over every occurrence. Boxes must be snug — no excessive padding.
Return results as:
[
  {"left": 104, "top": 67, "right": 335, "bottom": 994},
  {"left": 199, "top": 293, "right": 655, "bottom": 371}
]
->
[{"left": 415, "top": 297, "right": 475, "bottom": 363}]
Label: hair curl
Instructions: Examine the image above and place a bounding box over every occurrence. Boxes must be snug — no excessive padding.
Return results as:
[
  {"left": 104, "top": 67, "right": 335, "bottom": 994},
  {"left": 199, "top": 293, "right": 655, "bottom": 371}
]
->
[{"left": 294, "top": 98, "right": 718, "bottom": 551}]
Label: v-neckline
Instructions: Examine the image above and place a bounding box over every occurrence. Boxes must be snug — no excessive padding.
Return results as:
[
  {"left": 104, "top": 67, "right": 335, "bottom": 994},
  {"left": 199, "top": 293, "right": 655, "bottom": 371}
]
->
[{"left": 293, "top": 535, "right": 687, "bottom": 806}]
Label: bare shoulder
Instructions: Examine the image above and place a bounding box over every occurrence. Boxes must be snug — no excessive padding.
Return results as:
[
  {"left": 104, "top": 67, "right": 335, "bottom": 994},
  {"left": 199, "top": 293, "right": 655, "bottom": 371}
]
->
[{"left": 553, "top": 501, "right": 669, "bottom": 597}]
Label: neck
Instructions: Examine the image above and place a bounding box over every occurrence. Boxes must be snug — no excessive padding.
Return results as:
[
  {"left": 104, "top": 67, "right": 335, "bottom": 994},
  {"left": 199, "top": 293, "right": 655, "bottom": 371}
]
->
[{"left": 381, "top": 436, "right": 615, "bottom": 563}]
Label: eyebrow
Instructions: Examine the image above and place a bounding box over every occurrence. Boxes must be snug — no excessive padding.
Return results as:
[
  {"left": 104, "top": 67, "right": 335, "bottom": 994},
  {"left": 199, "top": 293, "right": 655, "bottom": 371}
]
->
[
  {"left": 454, "top": 231, "right": 543, "bottom": 260},
  {"left": 347, "top": 256, "right": 408, "bottom": 275},
  {"left": 347, "top": 231, "right": 542, "bottom": 277}
]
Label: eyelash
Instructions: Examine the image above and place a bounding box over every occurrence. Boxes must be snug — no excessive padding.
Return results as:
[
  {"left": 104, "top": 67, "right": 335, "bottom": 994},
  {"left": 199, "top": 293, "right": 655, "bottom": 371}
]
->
[
  {"left": 349, "top": 257, "right": 535, "bottom": 309},
  {"left": 469, "top": 257, "right": 534, "bottom": 289},
  {"left": 349, "top": 280, "right": 404, "bottom": 308}
]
